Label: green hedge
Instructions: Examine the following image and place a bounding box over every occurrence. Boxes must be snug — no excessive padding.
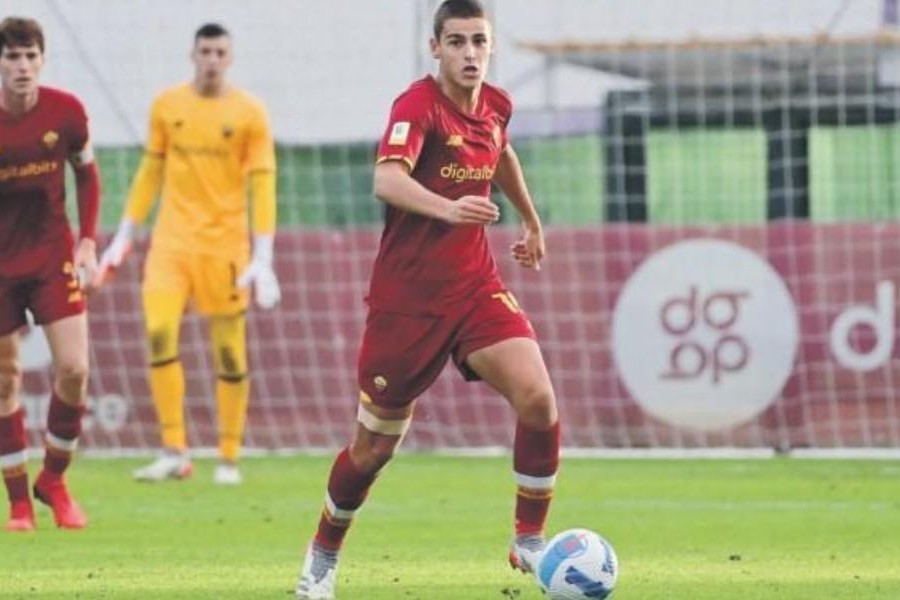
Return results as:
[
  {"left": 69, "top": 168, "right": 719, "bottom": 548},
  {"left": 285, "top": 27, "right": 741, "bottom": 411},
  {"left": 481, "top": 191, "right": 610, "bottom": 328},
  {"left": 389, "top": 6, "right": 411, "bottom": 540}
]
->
[
  {"left": 80, "top": 128, "right": 900, "bottom": 229},
  {"left": 86, "top": 137, "right": 607, "bottom": 229},
  {"left": 504, "top": 135, "right": 604, "bottom": 224},
  {"left": 646, "top": 128, "right": 768, "bottom": 224},
  {"left": 810, "top": 125, "right": 900, "bottom": 222},
  {"left": 89, "top": 145, "right": 380, "bottom": 228}
]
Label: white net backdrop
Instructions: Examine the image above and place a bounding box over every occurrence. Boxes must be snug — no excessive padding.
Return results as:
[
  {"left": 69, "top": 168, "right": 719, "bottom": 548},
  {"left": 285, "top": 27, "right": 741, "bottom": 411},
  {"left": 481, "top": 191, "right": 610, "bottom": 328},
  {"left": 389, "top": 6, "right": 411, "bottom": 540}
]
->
[{"left": 6, "top": 0, "right": 900, "bottom": 452}]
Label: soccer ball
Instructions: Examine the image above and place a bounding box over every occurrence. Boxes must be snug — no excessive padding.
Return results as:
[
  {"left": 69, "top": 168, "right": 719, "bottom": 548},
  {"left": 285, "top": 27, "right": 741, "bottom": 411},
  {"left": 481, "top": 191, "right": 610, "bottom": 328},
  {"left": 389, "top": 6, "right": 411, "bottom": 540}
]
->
[{"left": 535, "top": 528, "right": 618, "bottom": 599}]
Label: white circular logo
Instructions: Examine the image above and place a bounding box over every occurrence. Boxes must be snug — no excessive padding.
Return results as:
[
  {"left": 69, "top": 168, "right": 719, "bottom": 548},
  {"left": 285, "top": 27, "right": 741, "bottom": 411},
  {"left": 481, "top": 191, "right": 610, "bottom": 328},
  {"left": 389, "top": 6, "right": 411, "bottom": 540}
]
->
[{"left": 612, "top": 239, "right": 799, "bottom": 431}]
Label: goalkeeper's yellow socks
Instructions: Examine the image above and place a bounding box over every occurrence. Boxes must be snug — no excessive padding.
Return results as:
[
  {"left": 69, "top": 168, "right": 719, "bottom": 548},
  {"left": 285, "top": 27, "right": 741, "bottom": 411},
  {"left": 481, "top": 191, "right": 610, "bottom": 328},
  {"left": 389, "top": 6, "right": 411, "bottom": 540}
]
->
[
  {"left": 513, "top": 420, "right": 560, "bottom": 536},
  {"left": 216, "top": 376, "right": 249, "bottom": 463},
  {"left": 149, "top": 359, "right": 187, "bottom": 450}
]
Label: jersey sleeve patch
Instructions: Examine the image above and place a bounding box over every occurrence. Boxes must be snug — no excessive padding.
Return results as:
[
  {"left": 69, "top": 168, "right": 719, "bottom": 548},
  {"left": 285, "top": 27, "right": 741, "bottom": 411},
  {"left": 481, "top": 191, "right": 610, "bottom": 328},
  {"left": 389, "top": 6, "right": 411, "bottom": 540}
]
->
[{"left": 388, "top": 121, "right": 411, "bottom": 146}]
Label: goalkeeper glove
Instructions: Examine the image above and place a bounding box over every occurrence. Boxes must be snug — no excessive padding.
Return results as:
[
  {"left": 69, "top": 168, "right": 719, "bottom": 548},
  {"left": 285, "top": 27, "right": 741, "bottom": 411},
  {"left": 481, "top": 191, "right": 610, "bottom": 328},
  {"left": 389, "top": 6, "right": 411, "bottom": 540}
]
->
[
  {"left": 95, "top": 218, "right": 135, "bottom": 286},
  {"left": 238, "top": 234, "right": 282, "bottom": 310}
]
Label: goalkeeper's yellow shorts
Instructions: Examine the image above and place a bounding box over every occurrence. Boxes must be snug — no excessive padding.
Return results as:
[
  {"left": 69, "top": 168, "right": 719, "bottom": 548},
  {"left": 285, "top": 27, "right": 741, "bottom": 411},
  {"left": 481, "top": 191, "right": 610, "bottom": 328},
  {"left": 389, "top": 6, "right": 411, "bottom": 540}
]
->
[{"left": 142, "top": 246, "right": 249, "bottom": 316}]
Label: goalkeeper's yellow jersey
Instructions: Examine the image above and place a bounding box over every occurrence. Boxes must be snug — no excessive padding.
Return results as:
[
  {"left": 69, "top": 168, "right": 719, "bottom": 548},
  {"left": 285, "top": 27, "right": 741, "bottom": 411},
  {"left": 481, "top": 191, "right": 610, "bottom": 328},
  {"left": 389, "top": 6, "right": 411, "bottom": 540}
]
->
[{"left": 135, "top": 83, "right": 275, "bottom": 259}]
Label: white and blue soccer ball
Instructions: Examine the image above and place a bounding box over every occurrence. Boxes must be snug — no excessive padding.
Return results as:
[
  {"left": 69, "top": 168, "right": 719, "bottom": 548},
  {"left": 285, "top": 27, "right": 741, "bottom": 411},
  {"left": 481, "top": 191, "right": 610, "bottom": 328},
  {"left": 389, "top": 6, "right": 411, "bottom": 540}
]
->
[{"left": 536, "top": 528, "right": 618, "bottom": 599}]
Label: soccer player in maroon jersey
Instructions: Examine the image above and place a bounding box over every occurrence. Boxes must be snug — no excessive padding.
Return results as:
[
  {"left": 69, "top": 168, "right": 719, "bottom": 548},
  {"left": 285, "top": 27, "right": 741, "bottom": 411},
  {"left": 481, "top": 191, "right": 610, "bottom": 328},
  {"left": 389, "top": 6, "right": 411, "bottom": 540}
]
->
[
  {"left": 296, "top": 1, "right": 559, "bottom": 597},
  {"left": 0, "top": 17, "right": 101, "bottom": 531}
]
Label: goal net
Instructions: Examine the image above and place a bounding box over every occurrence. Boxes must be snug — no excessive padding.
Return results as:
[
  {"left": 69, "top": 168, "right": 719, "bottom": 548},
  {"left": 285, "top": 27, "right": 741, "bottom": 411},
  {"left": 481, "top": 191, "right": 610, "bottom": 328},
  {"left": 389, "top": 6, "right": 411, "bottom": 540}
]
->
[{"left": 13, "top": 0, "right": 900, "bottom": 452}]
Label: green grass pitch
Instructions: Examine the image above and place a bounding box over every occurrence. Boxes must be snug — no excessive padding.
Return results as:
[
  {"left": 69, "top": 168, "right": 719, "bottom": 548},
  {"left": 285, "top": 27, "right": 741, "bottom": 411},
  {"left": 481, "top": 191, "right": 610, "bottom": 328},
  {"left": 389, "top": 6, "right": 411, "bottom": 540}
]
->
[{"left": 1, "top": 456, "right": 898, "bottom": 599}]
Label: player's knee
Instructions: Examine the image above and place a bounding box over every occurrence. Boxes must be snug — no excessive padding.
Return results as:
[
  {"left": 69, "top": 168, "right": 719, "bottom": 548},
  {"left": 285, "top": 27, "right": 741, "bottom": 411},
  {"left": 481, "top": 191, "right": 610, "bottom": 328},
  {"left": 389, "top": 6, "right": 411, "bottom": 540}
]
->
[
  {"left": 215, "top": 345, "right": 247, "bottom": 380},
  {"left": 54, "top": 358, "right": 89, "bottom": 400},
  {"left": 514, "top": 383, "right": 558, "bottom": 429},
  {"left": 350, "top": 434, "right": 399, "bottom": 474},
  {"left": 147, "top": 327, "right": 177, "bottom": 364}
]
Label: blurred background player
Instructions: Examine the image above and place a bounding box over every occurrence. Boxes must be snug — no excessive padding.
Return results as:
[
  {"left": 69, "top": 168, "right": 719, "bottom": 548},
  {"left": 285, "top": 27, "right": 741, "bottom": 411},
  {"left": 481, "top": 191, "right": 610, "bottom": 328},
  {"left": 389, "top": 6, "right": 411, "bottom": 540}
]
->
[
  {"left": 295, "top": 1, "right": 560, "bottom": 597},
  {"left": 97, "top": 23, "right": 279, "bottom": 486},
  {"left": 0, "top": 17, "right": 101, "bottom": 531}
]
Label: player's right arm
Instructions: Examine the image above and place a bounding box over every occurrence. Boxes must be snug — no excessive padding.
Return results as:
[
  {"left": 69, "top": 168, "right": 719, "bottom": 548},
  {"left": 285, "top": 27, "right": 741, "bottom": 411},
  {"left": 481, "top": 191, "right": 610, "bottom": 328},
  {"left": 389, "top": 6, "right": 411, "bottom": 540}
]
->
[
  {"left": 373, "top": 161, "right": 498, "bottom": 225},
  {"left": 96, "top": 97, "right": 167, "bottom": 283}
]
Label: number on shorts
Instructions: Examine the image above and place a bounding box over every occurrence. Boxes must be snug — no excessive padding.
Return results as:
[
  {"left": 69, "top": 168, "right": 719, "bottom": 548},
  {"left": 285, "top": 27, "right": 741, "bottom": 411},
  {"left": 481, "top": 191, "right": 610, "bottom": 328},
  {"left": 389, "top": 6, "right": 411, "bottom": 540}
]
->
[{"left": 491, "top": 291, "right": 521, "bottom": 314}]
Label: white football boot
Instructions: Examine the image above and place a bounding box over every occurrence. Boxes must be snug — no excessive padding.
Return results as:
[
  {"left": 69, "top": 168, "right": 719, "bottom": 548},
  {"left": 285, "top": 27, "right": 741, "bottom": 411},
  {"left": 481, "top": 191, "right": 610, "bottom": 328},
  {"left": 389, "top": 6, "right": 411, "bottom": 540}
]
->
[
  {"left": 132, "top": 452, "right": 194, "bottom": 482},
  {"left": 296, "top": 543, "right": 338, "bottom": 600},
  {"left": 213, "top": 463, "right": 243, "bottom": 486},
  {"left": 508, "top": 533, "right": 546, "bottom": 575}
]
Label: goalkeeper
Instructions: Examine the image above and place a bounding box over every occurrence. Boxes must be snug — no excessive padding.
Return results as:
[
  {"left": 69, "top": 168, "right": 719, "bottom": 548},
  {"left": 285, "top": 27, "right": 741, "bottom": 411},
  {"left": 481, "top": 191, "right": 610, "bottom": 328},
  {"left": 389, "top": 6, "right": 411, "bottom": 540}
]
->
[{"left": 97, "top": 23, "right": 279, "bottom": 485}]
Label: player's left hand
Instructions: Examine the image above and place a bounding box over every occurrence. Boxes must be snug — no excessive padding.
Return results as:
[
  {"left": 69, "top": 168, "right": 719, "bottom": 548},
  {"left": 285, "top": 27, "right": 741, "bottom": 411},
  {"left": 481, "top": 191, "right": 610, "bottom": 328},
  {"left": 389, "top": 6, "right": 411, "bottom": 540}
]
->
[
  {"left": 510, "top": 224, "right": 545, "bottom": 271},
  {"left": 238, "top": 262, "right": 282, "bottom": 310},
  {"left": 74, "top": 238, "right": 100, "bottom": 293}
]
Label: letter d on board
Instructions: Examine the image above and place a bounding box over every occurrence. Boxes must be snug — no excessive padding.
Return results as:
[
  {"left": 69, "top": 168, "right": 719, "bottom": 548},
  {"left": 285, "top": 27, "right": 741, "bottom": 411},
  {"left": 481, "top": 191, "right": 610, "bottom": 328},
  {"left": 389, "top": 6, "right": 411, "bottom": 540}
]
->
[{"left": 830, "top": 280, "right": 895, "bottom": 372}]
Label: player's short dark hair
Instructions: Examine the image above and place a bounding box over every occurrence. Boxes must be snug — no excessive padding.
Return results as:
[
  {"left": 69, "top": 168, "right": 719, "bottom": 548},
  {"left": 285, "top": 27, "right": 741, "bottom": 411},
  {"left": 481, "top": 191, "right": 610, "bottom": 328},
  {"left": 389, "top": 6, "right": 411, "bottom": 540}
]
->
[
  {"left": 0, "top": 17, "right": 44, "bottom": 54},
  {"left": 194, "top": 23, "right": 229, "bottom": 43},
  {"left": 433, "top": 0, "right": 487, "bottom": 39}
]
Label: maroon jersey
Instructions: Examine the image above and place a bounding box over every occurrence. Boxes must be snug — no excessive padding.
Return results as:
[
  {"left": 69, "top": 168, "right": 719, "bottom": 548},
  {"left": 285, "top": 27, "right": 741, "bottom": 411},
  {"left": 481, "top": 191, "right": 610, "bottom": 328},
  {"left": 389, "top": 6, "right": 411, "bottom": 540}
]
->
[
  {"left": 371, "top": 75, "right": 512, "bottom": 314},
  {"left": 0, "top": 86, "right": 88, "bottom": 278}
]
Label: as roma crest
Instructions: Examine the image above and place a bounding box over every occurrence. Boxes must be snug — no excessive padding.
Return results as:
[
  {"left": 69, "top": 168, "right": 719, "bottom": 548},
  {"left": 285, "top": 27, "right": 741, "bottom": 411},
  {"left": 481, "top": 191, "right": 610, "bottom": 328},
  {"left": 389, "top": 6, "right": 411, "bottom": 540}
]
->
[{"left": 43, "top": 130, "right": 59, "bottom": 149}]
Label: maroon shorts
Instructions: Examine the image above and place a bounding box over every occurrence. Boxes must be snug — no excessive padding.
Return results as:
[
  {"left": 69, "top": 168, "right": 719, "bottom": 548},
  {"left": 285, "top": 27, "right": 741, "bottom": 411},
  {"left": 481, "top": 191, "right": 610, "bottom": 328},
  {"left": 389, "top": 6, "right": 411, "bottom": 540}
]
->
[
  {"left": 0, "top": 247, "right": 84, "bottom": 336},
  {"left": 358, "top": 289, "right": 535, "bottom": 409}
]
